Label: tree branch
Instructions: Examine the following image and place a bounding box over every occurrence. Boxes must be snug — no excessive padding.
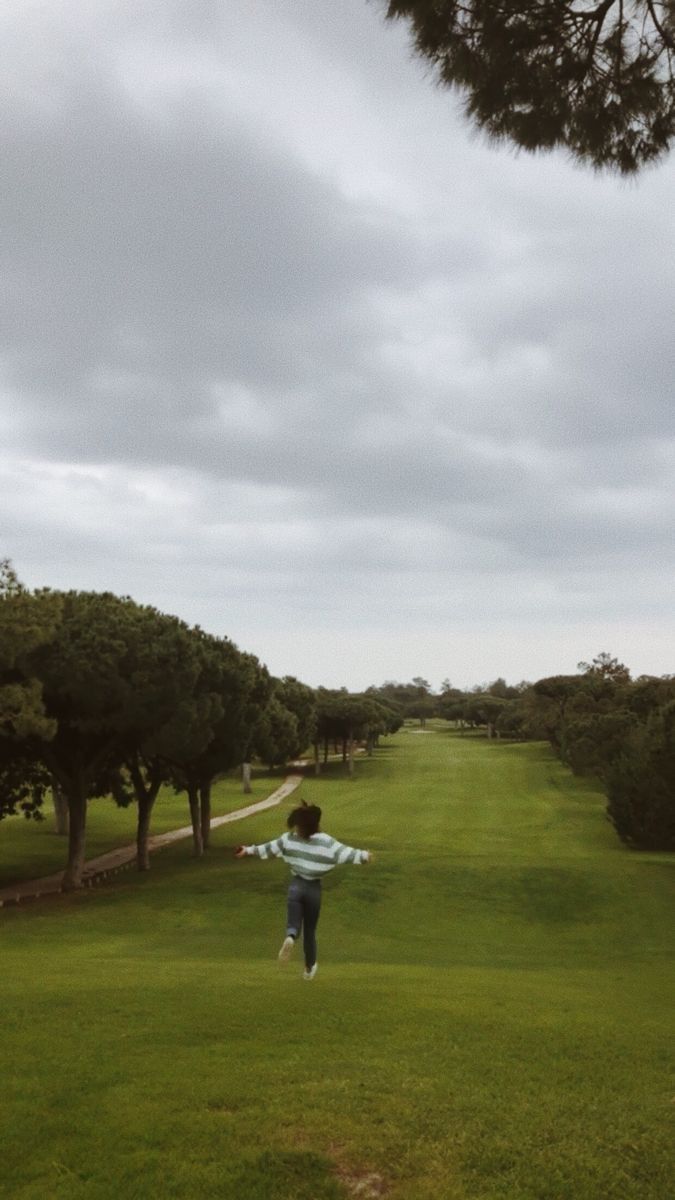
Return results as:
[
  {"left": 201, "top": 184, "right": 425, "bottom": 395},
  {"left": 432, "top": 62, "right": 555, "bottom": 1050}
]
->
[
  {"left": 575, "top": 0, "right": 618, "bottom": 22},
  {"left": 645, "top": 0, "right": 675, "bottom": 50},
  {"left": 586, "top": 0, "right": 619, "bottom": 64}
]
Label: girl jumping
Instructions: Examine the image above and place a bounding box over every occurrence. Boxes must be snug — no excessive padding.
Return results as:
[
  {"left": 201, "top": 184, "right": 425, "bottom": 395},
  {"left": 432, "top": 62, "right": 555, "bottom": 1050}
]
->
[{"left": 235, "top": 802, "right": 371, "bottom": 980}]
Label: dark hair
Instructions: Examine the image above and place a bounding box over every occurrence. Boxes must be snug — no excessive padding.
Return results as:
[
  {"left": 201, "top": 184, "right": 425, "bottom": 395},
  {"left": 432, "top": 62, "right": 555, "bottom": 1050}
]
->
[{"left": 287, "top": 801, "right": 321, "bottom": 839}]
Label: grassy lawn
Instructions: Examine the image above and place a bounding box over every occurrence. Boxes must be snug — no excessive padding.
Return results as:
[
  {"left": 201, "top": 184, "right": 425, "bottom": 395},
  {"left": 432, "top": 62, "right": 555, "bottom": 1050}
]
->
[
  {"left": 1, "top": 728, "right": 673, "bottom": 1199},
  {"left": 0, "top": 767, "right": 284, "bottom": 889}
]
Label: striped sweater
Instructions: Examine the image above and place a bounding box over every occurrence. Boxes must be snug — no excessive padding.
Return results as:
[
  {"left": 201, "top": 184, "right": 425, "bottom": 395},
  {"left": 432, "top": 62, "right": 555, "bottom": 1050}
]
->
[{"left": 242, "top": 831, "right": 370, "bottom": 881}]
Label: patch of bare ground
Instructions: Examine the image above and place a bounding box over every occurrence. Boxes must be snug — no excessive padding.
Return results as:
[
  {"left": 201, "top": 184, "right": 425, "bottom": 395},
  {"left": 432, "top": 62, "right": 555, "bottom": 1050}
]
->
[
  {"left": 336, "top": 1169, "right": 386, "bottom": 1197},
  {"left": 329, "top": 1147, "right": 387, "bottom": 1198}
]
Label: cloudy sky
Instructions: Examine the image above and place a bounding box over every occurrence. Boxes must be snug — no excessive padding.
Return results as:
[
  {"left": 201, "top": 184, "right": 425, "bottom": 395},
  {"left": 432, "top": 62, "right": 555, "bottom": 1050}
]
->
[{"left": 2, "top": 1, "right": 674, "bottom": 691}]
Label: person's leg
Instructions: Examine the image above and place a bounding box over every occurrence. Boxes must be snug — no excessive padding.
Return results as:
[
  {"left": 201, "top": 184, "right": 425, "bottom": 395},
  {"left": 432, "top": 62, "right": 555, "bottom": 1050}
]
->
[
  {"left": 279, "top": 879, "right": 304, "bottom": 961},
  {"left": 285, "top": 878, "right": 304, "bottom": 939},
  {"left": 301, "top": 880, "right": 322, "bottom": 970}
]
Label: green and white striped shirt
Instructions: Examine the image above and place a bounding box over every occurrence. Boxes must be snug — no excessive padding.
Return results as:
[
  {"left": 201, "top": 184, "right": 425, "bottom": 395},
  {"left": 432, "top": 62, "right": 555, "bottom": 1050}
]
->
[{"left": 242, "top": 831, "right": 370, "bottom": 881}]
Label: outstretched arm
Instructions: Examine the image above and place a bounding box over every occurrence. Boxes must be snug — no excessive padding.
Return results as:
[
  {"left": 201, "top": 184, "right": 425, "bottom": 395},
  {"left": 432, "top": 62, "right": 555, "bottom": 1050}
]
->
[
  {"left": 234, "top": 834, "right": 286, "bottom": 860},
  {"left": 330, "top": 839, "right": 371, "bottom": 865}
]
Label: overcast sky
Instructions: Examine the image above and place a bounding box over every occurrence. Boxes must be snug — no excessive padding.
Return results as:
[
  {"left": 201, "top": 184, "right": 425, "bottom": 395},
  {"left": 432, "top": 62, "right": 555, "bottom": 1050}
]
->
[{"left": 2, "top": 0, "right": 674, "bottom": 691}]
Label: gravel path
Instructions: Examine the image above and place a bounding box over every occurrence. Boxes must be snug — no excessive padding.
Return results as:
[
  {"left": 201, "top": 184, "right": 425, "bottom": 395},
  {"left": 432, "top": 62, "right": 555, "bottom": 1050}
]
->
[{"left": 0, "top": 774, "right": 304, "bottom": 907}]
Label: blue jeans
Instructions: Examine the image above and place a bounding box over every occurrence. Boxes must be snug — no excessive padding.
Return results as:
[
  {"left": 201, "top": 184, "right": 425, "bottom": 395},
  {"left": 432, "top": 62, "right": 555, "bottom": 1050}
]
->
[{"left": 286, "top": 876, "right": 322, "bottom": 969}]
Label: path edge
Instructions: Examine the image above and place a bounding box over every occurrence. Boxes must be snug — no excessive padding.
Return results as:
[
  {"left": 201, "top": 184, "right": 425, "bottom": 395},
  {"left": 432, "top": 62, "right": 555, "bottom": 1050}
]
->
[{"left": 0, "top": 773, "right": 305, "bottom": 908}]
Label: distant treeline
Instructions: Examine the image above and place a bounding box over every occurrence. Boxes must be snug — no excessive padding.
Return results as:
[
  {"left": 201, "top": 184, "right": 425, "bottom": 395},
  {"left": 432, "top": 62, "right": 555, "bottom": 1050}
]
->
[
  {"left": 368, "top": 657, "right": 675, "bottom": 852},
  {"left": 2, "top": 561, "right": 674, "bottom": 894}
]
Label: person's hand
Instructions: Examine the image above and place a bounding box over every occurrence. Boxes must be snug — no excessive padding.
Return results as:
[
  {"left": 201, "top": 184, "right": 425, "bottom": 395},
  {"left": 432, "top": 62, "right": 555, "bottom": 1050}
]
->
[
  {"left": 364, "top": 850, "right": 374, "bottom": 864},
  {"left": 234, "top": 846, "right": 247, "bottom": 858}
]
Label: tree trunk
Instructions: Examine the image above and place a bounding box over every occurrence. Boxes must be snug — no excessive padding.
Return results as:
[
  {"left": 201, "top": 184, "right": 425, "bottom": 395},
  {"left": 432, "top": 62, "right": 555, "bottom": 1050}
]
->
[
  {"left": 53, "top": 783, "right": 69, "bottom": 836},
  {"left": 348, "top": 728, "right": 354, "bottom": 777},
  {"left": 136, "top": 795, "right": 154, "bottom": 871},
  {"left": 242, "top": 761, "right": 252, "bottom": 794},
  {"left": 128, "top": 755, "right": 163, "bottom": 871},
  {"left": 313, "top": 742, "right": 321, "bottom": 776},
  {"left": 323, "top": 736, "right": 328, "bottom": 765},
  {"left": 200, "top": 780, "right": 212, "bottom": 850},
  {"left": 188, "top": 784, "right": 203, "bottom": 857},
  {"left": 487, "top": 722, "right": 493, "bottom": 739},
  {"left": 366, "top": 735, "right": 374, "bottom": 756},
  {"left": 342, "top": 737, "right": 347, "bottom": 763},
  {"left": 61, "top": 784, "right": 87, "bottom": 891}
]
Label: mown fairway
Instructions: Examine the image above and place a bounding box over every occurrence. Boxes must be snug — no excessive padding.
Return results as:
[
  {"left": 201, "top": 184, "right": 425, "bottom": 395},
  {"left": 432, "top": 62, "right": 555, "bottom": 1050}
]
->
[{"left": 1, "top": 728, "right": 673, "bottom": 1200}]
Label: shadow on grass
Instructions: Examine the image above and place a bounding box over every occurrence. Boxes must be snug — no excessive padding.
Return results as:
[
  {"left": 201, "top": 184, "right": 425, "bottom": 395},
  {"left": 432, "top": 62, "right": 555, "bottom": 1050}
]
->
[{"left": 227, "top": 1150, "right": 347, "bottom": 1200}]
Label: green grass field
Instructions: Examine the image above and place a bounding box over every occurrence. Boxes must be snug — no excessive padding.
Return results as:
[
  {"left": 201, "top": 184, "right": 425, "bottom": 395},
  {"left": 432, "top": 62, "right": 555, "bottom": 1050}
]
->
[{"left": 1, "top": 728, "right": 673, "bottom": 1199}]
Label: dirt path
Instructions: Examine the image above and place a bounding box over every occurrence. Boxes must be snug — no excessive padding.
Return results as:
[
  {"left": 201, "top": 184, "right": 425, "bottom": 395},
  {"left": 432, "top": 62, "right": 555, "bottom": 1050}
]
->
[{"left": 0, "top": 774, "right": 304, "bottom": 907}]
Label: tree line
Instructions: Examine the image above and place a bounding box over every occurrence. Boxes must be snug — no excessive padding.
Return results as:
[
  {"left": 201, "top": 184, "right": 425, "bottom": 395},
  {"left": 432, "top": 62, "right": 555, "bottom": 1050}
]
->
[
  {"left": 369, "top": 656, "right": 675, "bottom": 851},
  {"left": 2, "top": 561, "right": 673, "bottom": 883},
  {"left": 0, "top": 563, "right": 400, "bottom": 889}
]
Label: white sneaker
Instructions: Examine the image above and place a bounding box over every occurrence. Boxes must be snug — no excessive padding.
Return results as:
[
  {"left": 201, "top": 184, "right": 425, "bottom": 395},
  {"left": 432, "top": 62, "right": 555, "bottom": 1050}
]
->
[
  {"left": 303, "top": 963, "right": 318, "bottom": 981},
  {"left": 278, "top": 935, "right": 295, "bottom": 962}
]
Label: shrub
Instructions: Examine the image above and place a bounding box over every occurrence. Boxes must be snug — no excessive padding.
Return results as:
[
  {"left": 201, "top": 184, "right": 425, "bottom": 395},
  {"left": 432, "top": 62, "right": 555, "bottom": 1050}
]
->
[{"left": 606, "top": 702, "right": 675, "bottom": 850}]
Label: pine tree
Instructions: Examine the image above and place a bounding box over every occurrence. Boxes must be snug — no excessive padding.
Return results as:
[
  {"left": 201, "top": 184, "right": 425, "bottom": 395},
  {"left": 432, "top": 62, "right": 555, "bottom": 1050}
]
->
[{"left": 384, "top": 1, "right": 675, "bottom": 172}]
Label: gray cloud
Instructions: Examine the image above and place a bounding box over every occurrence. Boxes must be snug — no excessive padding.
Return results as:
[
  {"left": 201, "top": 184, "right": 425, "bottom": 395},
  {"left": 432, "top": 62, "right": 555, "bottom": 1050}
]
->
[{"left": 1, "top": 0, "right": 674, "bottom": 687}]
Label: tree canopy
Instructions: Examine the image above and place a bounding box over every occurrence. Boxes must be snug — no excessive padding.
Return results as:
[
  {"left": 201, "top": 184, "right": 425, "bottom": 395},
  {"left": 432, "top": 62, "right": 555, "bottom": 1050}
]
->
[
  {"left": 0, "top": 567, "right": 61, "bottom": 821},
  {"left": 384, "top": 1, "right": 675, "bottom": 172},
  {"left": 0, "top": 585, "right": 275, "bottom": 884},
  {"left": 167, "top": 639, "right": 273, "bottom": 854}
]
